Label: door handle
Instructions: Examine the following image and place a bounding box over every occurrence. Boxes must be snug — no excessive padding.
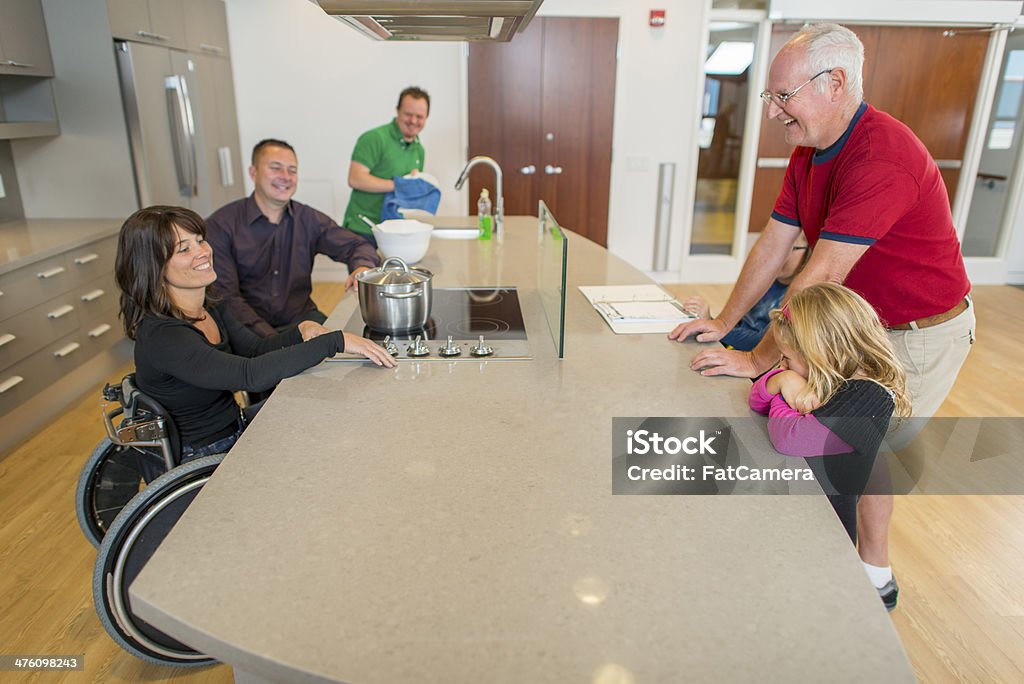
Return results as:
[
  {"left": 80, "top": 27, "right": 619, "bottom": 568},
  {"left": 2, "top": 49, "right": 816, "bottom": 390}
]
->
[
  {"left": 53, "top": 342, "right": 81, "bottom": 358},
  {"left": 37, "top": 266, "right": 66, "bottom": 279},
  {"left": 218, "top": 147, "right": 234, "bottom": 187},
  {"left": 544, "top": 165, "right": 563, "bottom": 175},
  {"left": 136, "top": 30, "right": 170, "bottom": 42},
  {"left": 519, "top": 165, "right": 536, "bottom": 175},
  {"left": 165, "top": 75, "right": 199, "bottom": 197},
  {"left": 80, "top": 289, "right": 106, "bottom": 302}
]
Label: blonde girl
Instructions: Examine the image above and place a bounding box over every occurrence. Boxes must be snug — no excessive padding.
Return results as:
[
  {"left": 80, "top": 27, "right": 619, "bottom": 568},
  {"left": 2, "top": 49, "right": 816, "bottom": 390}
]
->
[{"left": 748, "top": 283, "right": 911, "bottom": 542}]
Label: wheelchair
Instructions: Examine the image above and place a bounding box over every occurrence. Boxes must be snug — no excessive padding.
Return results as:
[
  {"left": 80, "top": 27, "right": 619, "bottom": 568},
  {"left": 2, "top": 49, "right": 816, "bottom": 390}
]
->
[
  {"left": 75, "top": 375, "right": 182, "bottom": 548},
  {"left": 77, "top": 374, "right": 226, "bottom": 666}
]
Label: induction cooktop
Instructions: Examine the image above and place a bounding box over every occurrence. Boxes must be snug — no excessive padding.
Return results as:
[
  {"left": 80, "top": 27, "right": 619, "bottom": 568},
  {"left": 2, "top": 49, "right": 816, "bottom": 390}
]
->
[{"left": 341, "top": 287, "right": 531, "bottom": 361}]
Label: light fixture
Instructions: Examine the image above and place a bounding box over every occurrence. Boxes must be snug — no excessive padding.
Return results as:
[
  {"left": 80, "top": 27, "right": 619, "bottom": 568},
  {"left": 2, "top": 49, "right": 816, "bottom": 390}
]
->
[{"left": 705, "top": 41, "right": 754, "bottom": 76}]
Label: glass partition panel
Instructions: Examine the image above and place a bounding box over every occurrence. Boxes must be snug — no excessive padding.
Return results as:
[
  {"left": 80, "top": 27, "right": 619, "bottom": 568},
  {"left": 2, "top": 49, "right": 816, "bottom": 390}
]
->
[{"left": 538, "top": 200, "right": 567, "bottom": 358}]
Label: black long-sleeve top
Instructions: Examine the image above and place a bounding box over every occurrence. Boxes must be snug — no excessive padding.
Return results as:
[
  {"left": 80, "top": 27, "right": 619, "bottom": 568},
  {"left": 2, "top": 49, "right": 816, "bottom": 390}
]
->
[{"left": 134, "top": 305, "right": 345, "bottom": 447}]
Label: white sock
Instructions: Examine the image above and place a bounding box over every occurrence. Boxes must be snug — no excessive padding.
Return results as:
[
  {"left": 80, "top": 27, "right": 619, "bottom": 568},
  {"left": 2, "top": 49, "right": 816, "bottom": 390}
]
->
[{"left": 863, "top": 562, "right": 893, "bottom": 589}]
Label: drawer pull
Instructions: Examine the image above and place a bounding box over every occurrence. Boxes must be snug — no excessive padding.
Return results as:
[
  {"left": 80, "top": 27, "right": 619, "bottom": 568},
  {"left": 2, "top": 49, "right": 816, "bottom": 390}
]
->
[
  {"left": 0, "top": 376, "right": 24, "bottom": 393},
  {"left": 53, "top": 342, "right": 81, "bottom": 358},
  {"left": 200, "top": 43, "right": 225, "bottom": 55},
  {"left": 37, "top": 266, "right": 66, "bottom": 279},
  {"left": 48, "top": 304, "right": 75, "bottom": 319},
  {"left": 0, "top": 333, "right": 15, "bottom": 348},
  {"left": 81, "top": 289, "right": 106, "bottom": 302},
  {"left": 136, "top": 30, "right": 170, "bottom": 41},
  {"left": 74, "top": 253, "right": 100, "bottom": 265},
  {"left": 89, "top": 324, "right": 112, "bottom": 338}
]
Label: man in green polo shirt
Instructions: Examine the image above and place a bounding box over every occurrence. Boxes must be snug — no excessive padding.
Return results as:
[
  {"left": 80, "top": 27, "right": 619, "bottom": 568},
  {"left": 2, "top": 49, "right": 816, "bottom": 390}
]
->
[{"left": 343, "top": 86, "right": 430, "bottom": 243}]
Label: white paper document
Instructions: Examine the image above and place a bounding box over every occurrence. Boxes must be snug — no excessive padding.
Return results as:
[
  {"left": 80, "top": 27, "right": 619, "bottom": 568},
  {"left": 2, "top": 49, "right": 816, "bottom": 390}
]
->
[{"left": 579, "top": 285, "right": 696, "bottom": 334}]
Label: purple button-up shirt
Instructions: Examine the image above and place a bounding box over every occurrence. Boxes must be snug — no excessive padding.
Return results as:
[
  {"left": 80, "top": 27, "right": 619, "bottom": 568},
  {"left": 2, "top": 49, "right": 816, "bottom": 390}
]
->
[{"left": 206, "top": 195, "right": 380, "bottom": 336}]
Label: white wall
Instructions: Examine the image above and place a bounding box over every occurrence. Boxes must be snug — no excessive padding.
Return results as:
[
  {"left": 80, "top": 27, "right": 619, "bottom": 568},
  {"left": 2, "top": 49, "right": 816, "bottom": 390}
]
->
[
  {"left": 225, "top": 0, "right": 465, "bottom": 222},
  {"left": 225, "top": 0, "right": 708, "bottom": 276},
  {"left": 538, "top": 1, "right": 707, "bottom": 275}
]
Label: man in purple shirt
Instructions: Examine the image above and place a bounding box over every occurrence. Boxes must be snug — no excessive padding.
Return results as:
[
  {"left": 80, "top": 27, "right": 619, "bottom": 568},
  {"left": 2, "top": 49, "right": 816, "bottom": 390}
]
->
[{"left": 207, "top": 139, "right": 380, "bottom": 337}]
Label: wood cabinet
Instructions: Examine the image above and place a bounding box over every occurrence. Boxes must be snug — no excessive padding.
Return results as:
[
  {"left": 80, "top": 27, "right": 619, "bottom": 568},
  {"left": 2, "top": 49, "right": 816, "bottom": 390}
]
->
[
  {"left": 107, "top": 0, "right": 187, "bottom": 50},
  {"left": 0, "top": 235, "right": 122, "bottom": 416},
  {"left": 0, "top": 0, "right": 54, "bottom": 77},
  {"left": 109, "top": 0, "right": 243, "bottom": 214},
  {"left": 191, "top": 52, "right": 243, "bottom": 212},
  {"left": 184, "top": 0, "right": 230, "bottom": 57}
]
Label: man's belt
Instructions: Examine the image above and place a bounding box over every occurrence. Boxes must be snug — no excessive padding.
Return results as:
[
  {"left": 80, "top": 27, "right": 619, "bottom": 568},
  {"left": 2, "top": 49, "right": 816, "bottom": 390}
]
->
[{"left": 889, "top": 297, "right": 969, "bottom": 331}]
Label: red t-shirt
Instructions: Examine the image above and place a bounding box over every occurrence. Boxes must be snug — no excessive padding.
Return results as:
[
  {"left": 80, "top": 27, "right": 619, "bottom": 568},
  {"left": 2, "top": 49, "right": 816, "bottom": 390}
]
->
[{"left": 771, "top": 103, "right": 970, "bottom": 326}]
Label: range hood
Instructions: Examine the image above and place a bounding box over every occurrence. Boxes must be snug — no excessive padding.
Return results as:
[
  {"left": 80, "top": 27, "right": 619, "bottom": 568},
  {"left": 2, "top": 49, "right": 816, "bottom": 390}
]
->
[{"left": 312, "top": 1, "right": 544, "bottom": 42}]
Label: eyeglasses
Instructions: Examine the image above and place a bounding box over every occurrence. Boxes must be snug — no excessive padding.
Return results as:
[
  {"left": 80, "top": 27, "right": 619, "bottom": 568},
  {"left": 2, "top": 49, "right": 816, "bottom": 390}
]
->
[{"left": 760, "top": 68, "right": 833, "bottom": 108}]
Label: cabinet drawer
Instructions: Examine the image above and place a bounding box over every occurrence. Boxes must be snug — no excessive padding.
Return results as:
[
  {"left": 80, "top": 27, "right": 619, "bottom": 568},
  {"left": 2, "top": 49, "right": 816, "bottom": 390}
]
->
[
  {"left": 66, "top": 236, "right": 118, "bottom": 288},
  {"left": 0, "top": 331, "right": 75, "bottom": 417},
  {"left": 0, "top": 253, "right": 71, "bottom": 321},
  {"left": 0, "top": 289, "right": 81, "bottom": 372},
  {"left": 81, "top": 307, "right": 124, "bottom": 358},
  {"left": 76, "top": 271, "right": 120, "bottom": 319}
]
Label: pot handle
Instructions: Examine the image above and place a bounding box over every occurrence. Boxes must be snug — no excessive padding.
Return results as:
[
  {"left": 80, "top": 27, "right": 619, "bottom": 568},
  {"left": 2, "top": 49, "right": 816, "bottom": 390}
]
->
[
  {"left": 379, "top": 290, "right": 423, "bottom": 299},
  {"left": 381, "top": 256, "right": 410, "bottom": 272}
]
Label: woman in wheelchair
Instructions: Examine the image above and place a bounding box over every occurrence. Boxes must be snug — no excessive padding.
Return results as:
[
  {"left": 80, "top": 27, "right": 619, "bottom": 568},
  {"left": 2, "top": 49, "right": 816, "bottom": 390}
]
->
[
  {"left": 116, "top": 205, "right": 396, "bottom": 459},
  {"left": 81, "top": 206, "right": 395, "bottom": 667}
]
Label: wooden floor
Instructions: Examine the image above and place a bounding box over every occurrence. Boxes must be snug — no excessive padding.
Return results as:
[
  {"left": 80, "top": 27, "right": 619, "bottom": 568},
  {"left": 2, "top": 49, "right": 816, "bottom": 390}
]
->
[
  {"left": 691, "top": 178, "right": 737, "bottom": 251},
  {"left": 1, "top": 282, "right": 1021, "bottom": 683}
]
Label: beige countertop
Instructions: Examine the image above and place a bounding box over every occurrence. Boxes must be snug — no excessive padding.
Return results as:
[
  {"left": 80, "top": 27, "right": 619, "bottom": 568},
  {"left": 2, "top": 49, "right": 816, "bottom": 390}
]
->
[
  {"left": 130, "top": 217, "right": 914, "bottom": 683},
  {"left": 0, "top": 218, "right": 121, "bottom": 274}
]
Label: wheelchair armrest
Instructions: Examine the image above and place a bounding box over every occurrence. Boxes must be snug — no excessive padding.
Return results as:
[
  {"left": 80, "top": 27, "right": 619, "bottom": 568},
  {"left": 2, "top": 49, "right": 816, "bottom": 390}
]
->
[{"left": 102, "top": 403, "right": 176, "bottom": 471}]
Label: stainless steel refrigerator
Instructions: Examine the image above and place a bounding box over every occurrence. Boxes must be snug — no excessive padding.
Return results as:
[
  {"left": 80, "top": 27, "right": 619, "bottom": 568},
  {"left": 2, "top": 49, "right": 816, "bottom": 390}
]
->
[{"left": 113, "top": 39, "right": 243, "bottom": 216}]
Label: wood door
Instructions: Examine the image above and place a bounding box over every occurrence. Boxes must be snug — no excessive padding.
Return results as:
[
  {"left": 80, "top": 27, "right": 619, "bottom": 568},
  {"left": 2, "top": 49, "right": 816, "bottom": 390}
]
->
[
  {"left": 469, "top": 17, "right": 618, "bottom": 246},
  {"left": 749, "top": 25, "right": 990, "bottom": 232},
  {"left": 467, "top": 19, "right": 544, "bottom": 220}
]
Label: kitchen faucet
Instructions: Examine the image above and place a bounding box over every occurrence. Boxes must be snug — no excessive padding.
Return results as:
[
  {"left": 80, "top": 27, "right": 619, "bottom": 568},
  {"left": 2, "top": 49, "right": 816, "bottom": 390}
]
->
[{"left": 455, "top": 156, "right": 504, "bottom": 235}]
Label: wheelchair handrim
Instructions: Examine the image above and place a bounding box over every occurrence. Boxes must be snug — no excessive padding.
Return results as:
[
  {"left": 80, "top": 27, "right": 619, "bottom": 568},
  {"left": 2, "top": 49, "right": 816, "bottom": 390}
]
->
[{"left": 106, "top": 476, "right": 212, "bottom": 662}]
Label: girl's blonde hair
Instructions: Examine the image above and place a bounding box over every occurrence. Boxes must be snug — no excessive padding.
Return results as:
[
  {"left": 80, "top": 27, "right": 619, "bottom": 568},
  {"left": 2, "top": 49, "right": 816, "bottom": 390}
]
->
[{"left": 770, "top": 283, "right": 911, "bottom": 418}]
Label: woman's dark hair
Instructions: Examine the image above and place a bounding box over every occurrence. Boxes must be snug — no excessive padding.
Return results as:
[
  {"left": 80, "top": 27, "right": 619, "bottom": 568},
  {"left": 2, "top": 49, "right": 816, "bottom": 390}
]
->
[{"left": 115, "top": 205, "right": 208, "bottom": 339}]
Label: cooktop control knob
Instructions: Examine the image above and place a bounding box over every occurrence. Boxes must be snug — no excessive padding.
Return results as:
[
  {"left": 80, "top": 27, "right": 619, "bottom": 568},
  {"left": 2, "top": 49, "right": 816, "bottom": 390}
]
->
[
  {"left": 407, "top": 335, "right": 431, "bottom": 357},
  {"left": 470, "top": 335, "right": 494, "bottom": 357},
  {"left": 438, "top": 335, "right": 462, "bottom": 357},
  {"left": 382, "top": 335, "right": 399, "bottom": 357}
]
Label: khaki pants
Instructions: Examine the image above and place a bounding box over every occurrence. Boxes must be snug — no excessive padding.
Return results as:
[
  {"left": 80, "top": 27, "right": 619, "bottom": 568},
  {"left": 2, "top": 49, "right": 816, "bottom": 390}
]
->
[{"left": 887, "top": 297, "right": 976, "bottom": 419}]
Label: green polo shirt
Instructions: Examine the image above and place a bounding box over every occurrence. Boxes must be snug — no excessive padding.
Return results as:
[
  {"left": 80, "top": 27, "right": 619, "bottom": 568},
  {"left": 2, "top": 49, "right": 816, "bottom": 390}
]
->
[{"left": 343, "top": 119, "right": 425, "bottom": 235}]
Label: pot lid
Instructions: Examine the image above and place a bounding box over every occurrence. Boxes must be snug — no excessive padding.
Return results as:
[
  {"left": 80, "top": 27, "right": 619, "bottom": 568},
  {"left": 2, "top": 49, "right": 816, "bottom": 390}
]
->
[{"left": 359, "top": 256, "right": 433, "bottom": 285}]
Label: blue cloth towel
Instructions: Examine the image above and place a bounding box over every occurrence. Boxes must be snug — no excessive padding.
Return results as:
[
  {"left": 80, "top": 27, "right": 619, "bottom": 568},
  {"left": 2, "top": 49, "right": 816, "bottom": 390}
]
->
[{"left": 381, "top": 176, "right": 441, "bottom": 220}]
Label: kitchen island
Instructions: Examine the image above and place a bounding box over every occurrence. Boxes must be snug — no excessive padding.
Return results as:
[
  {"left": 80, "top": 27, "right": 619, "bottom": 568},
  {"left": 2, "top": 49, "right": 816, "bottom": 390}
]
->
[{"left": 130, "top": 216, "right": 914, "bottom": 683}]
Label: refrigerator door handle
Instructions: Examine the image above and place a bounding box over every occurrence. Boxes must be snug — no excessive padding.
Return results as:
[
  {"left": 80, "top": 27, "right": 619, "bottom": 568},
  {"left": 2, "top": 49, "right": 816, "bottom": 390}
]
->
[
  {"left": 218, "top": 146, "right": 234, "bottom": 187},
  {"left": 165, "top": 75, "right": 198, "bottom": 197}
]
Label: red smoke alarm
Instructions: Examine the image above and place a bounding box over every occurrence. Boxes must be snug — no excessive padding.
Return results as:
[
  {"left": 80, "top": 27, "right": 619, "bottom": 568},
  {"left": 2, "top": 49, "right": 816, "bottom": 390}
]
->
[{"left": 650, "top": 10, "right": 666, "bottom": 27}]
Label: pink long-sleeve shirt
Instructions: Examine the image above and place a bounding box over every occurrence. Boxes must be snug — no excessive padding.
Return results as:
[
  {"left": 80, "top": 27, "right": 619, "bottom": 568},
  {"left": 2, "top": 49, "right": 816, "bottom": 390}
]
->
[{"left": 748, "top": 369, "right": 854, "bottom": 457}]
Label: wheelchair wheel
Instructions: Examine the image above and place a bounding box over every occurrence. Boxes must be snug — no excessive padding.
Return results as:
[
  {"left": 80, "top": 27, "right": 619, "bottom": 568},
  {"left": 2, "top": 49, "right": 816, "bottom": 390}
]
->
[
  {"left": 93, "top": 453, "right": 224, "bottom": 666},
  {"left": 76, "top": 439, "right": 146, "bottom": 548}
]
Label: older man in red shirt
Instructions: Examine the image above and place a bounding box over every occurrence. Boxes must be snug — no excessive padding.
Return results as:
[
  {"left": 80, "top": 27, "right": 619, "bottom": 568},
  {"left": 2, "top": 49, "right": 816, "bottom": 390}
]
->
[{"left": 670, "top": 23, "right": 975, "bottom": 611}]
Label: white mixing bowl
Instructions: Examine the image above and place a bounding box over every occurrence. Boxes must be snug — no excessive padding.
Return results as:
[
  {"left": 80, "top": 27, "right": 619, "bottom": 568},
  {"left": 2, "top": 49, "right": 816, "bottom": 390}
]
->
[{"left": 371, "top": 219, "right": 433, "bottom": 264}]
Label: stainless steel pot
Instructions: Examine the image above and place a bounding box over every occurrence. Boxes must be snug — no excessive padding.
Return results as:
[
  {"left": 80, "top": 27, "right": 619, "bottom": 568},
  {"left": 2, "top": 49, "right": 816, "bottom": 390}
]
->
[{"left": 356, "top": 257, "right": 433, "bottom": 331}]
